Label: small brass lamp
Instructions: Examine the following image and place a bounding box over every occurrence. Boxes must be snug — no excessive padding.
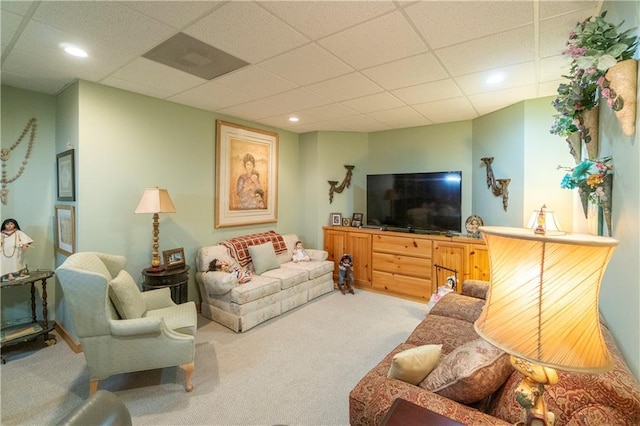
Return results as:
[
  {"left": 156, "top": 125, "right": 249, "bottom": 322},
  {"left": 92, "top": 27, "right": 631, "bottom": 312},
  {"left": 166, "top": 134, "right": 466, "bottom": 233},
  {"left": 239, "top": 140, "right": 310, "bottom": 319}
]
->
[{"left": 134, "top": 187, "right": 176, "bottom": 272}]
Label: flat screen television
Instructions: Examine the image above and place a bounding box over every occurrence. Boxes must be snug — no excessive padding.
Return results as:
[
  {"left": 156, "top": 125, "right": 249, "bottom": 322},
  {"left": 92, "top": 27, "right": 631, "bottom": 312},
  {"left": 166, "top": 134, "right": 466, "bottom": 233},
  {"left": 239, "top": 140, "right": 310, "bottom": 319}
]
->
[{"left": 366, "top": 171, "right": 462, "bottom": 233}]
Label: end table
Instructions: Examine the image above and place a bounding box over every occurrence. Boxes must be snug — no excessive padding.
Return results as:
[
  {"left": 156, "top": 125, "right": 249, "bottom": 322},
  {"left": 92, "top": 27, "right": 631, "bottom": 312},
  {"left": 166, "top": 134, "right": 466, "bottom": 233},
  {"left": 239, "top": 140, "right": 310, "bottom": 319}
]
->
[
  {"left": 142, "top": 265, "right": 190, "bottom": 304},
  {"left": 381, "top": 398, "right": 464, "bottom": 426}
]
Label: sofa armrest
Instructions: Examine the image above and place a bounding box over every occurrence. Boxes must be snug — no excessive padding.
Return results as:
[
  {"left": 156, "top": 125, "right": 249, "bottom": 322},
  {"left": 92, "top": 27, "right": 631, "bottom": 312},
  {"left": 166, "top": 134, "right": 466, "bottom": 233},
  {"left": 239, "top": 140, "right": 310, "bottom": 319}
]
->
[
  {"left": 307, "top": 249, "right": 328, "bottom": 261},
  {"left": 141, "top": 287, "right": 176, "bottom": 310},
  {"left": 197, "top": 271, "right": 237, "bottom": 296},
  {"left": 462, "top": 279, "right": 490, "bottom": 299}
]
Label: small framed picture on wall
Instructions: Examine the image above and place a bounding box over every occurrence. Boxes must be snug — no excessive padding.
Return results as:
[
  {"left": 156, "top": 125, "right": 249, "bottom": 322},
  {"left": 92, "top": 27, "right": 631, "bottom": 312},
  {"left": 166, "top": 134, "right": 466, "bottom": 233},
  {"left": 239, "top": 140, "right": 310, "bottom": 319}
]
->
[{"left": 331, "top": 213, "right": 342, "bottom": 226}]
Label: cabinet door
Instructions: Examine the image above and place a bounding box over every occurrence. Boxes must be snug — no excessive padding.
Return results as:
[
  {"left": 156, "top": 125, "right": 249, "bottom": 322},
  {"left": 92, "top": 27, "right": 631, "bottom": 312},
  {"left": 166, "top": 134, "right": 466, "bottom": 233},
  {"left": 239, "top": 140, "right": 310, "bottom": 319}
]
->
[
  {"left": 468, "top": 244, "right": 490, "bottom": 281},
  {"left": 323, "top": 229, "right": 346, "bottom": 280},
  {"left": 432, "top": 241, "right": 466, "bottom": 293},
  {"left": 347, "top": 232, "right": 371, "bottom": 286}
]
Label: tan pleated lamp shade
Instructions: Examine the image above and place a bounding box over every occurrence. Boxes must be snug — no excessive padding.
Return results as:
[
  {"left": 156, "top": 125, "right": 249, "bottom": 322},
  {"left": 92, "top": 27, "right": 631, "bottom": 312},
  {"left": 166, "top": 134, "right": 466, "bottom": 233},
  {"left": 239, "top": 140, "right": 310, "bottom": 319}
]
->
[
  {"left": 474, "top": 226, "right": 618, "bottom": 373},
  {"left": 134, "top": 187, "right": 176, "bottom": 214},
  {"left": 526, "top": 209, "right": 562, "bottom": 231}
]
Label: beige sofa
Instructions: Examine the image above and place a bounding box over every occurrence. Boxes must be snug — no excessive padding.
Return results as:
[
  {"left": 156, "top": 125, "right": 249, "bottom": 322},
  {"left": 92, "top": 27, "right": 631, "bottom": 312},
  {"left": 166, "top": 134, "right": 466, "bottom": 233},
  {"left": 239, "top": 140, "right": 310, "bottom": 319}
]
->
[
  {"left": 349, "top": 280, "right": 640, "bottom": 425},
  {"left": 195, "top": 231, "right": 334, "bottom": 332}
]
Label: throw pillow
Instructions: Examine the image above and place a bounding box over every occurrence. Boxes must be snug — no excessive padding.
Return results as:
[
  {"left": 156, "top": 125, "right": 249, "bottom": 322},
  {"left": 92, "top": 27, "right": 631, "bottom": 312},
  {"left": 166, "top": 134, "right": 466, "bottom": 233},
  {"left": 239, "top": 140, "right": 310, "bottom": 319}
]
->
[
  {"left": 109, "top": 270, "right": 146, "bottom": 319},
  {"left": 387, "top": 344, "right": 442, "bottom": 385},
  {"left": 420, "top": 338, "right": 513, "bottom": 404},
  {"left": 248, "top": 242, "right": 280, "bottom": 275}
]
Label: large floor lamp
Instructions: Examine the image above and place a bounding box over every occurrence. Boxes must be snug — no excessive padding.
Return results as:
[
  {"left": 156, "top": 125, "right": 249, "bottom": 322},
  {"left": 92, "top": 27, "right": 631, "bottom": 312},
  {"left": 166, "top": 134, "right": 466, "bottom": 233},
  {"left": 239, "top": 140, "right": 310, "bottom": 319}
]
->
[
  {"left": 135, "top": 187, "right": 176, "bottom": 272},
  {"left": 474, "top": 225, "right": 618, "bottom": 426}
]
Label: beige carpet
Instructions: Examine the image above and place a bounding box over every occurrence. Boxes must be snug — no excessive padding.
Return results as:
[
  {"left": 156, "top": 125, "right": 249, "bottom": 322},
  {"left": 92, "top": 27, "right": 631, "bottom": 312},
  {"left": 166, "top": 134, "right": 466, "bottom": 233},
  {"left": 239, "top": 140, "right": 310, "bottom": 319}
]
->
[{"left": 1, "top": 289, "right": 427, "bottom": 425}]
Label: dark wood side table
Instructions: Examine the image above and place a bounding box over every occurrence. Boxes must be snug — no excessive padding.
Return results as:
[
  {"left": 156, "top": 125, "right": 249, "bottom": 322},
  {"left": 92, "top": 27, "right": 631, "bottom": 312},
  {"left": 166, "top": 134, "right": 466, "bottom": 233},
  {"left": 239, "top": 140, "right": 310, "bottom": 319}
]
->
[
  {"left": 1, "top": 270, "right": 57, "bottom": 363},
  {"left": 141, "top": 265, "right": 190, "bottom": 304},
  {"left": 381, "top": 398, "right": 464, "bottom": 426}
]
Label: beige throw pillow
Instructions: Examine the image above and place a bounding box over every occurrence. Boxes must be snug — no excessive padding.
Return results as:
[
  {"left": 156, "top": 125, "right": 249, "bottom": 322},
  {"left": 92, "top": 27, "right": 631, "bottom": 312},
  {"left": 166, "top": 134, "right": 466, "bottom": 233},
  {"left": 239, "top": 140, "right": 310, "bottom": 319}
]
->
[
  {"left": 248, "top": 242, "right": 280, "bottom": 274},
  {"left": 387, "top": 344, "right": 442, "bottom": 385},
  {"left": 420, "top": 338, "right": 513, "bottom": 404},
  {"left": 109, "top": 270, "right": 146, "bottom": 319}
]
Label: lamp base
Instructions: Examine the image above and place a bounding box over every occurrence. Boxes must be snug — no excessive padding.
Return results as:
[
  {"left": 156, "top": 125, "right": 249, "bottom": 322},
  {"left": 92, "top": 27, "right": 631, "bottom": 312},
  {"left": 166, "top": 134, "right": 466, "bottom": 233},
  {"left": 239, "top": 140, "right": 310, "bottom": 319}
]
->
[
  {"left": 511, "top": 356, "right": 558, "bottom": 426},
  {"left": 144, "top": 265, "right": 165, "bottom": 273}
]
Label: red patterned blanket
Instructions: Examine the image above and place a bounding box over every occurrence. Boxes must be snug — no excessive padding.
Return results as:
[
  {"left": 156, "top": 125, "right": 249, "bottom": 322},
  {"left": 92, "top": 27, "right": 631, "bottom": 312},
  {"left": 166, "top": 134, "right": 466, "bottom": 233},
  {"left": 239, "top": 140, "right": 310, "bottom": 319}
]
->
[{"left": 219, "top": 231, "right": 288, "bottom": 267}]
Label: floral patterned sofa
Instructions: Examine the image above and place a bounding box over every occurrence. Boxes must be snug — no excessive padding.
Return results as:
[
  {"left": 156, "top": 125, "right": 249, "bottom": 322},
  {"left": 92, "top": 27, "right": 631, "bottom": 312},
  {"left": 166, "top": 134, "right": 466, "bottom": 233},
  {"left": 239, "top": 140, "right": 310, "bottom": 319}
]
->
[
  {"left": 195, "top": 231, "right": 334, "bottom": 332},
  {"left": 349, "top": 280, "right": 640, "bottom": 425}
]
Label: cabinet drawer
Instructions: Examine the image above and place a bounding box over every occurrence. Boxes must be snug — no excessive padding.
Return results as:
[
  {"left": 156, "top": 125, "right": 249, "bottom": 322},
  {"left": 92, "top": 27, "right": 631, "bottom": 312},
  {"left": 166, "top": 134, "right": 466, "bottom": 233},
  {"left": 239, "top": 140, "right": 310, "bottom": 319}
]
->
[
  {"left": 372, "top": 235, "right": 432, "bottom": 257},
  {"left": 372, "top": 252, "right": 431, "bottom": 278},
  {"left": 371, "top": 270, "right": 431, "bottom": 301}
]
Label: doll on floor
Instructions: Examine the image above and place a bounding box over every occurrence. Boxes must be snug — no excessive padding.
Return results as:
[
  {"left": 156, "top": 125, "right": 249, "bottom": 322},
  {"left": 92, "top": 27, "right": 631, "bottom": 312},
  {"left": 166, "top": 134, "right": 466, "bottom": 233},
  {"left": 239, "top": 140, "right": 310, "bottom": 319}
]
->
[
  {"left": 209, "top": 258, "right": 253, "bottom": 284},
  {"left": 292, "top": 240, "right": 311, "bottom": 263},
  {"left": 338, "top": 253, "right": 355, "bottom": 295}
]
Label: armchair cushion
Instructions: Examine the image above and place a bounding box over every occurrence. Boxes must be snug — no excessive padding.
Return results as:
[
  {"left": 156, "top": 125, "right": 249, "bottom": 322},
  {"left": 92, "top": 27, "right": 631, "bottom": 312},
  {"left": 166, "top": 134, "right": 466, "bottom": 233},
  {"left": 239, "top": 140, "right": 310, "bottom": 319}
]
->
[
  {"left": 248, "top": 242, "right": 280, "bottom": 274},
  {"left": 145, "top": 301, "right": 198, "bottom": 336},
  {"left": 109, "top": 270, "right": 145, "bottom": 319}
]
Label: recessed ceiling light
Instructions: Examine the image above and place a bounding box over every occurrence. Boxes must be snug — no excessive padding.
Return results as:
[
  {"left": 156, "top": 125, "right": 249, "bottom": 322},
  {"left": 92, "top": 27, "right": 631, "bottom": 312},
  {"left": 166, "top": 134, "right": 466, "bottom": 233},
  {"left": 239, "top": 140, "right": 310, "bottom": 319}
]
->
[
  {"left": 61, "top": 43, "right": 88, "bottom": 58},
  {"left": 486, "top": 73, "right": 505, "bottom": 85},
  {"left": 289, "top": 117, "right": 299, "bottom": 122}
]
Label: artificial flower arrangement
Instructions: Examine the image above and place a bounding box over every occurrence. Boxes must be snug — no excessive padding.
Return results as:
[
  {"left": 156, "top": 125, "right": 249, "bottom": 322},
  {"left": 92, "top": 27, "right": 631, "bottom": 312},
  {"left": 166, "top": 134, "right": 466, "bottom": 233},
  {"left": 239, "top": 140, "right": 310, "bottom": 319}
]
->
[{"left": 551, "top": 12, "right": 638, "bottom": 144}]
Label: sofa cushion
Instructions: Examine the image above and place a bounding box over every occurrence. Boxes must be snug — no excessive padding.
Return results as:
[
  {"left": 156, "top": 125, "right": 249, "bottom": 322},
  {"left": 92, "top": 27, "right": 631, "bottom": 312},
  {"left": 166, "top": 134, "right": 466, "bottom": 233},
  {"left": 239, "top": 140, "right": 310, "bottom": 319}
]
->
[
  {"left": 261, "top": 266, "right": 307, "bottom": 289},
  {"left": 230, "top": 275, "right": 281, "bottom": 304},
  {"left": 387, "top": 344, "right": 442, "bottom": 385},
  {"left": 281, "top": 260, "right": 334, "bottom": 279},
  {"left": 109, "top": 270, "right": 146, "bottom": 319},
  {"left": 420, "top": 338, "right": 513, "bottom": 404},
  {"left": 248, "top": 242, "right": 280, "bottom": 274},
  {"left": 406, "top": 314, "right": 479, "bottom": 355},
  {"left": 429, "top": 292, "right": 486, "bottom": 324}
]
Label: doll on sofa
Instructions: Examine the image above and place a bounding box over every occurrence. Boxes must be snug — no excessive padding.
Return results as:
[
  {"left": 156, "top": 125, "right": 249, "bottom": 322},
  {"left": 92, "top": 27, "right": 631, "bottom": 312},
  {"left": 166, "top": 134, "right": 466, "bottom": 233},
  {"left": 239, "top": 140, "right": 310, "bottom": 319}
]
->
[
  {"left": 209, "top": 258, "right": 253, "bottom": 284},
  {"left": 338, "top": 253, "right": 355, "bottom": 295},
  {"left": 292, "top": 240, "right": 311, "bottom": 263}
]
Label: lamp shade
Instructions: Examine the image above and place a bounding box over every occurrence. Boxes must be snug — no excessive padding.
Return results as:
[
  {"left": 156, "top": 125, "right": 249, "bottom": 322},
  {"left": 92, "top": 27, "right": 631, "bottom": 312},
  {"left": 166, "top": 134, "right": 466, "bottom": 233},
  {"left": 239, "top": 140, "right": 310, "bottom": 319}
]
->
[
  {"left": 526, "top": 209, "right": 562, "bottom": 231},
  {"left": 474, "top": 226, "right": 618, "bottom": 373},
  {"left": 134, "top": 187, "right": 176, "bottom": 214}
]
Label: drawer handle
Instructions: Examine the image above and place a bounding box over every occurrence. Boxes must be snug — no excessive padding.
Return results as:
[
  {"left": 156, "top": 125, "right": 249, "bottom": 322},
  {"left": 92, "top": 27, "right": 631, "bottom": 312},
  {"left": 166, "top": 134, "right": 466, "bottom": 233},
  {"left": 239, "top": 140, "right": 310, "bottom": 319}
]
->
[{"left": 413, "top": 241, "right": 418, "bottom": 247}]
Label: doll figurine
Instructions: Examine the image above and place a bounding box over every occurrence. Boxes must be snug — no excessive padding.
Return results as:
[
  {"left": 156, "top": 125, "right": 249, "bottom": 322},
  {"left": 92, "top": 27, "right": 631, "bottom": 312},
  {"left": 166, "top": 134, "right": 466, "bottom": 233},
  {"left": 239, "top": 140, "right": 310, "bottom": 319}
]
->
[
  {"left": 292, "top": 240, "right": 311, "bottom": 263},
  {"left": 209, "top": 258, "right": 252, "bottom": 284},
  {"left": 338, "top": 253, "right": 355, "bottom": 295},
  {"left": 1, "top": 218, "right": 33, "bottom": 281}
]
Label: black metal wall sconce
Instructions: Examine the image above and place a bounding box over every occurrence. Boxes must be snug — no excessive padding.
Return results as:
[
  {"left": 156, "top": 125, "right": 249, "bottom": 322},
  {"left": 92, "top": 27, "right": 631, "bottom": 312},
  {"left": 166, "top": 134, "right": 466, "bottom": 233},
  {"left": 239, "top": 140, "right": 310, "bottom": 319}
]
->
[
  {"left": 481, "top": 157, "right": 510, "bottom": 212},
  {"left": 328, "top": 165, "right": 354, "bottom": 203}
]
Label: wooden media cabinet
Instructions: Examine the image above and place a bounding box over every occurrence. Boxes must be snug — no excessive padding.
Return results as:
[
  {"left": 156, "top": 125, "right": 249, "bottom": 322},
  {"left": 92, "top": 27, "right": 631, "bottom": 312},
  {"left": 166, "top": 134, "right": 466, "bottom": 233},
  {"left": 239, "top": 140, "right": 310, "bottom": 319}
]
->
[{"left": 323, "top": 226, "right": 490, "bottom": 303}]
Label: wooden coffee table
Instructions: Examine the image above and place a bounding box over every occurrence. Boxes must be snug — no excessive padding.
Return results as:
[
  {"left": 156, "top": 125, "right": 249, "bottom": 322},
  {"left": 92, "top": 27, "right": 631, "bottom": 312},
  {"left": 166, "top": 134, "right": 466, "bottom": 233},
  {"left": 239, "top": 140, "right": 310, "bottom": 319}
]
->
[{"left": 381, "top": 398, "right": 464, "bottom": 426}]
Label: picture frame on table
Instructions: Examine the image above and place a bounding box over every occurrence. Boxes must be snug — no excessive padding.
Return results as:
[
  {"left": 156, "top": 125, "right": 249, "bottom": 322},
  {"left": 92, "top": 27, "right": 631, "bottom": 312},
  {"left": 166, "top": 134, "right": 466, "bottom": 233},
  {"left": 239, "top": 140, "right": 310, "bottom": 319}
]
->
[
  {"left": 162, "top": 247, "right": 186, "bottom": 270},
  {"left": 352, "top": 212, "right": 363, "bottom": 227},
  {"left": 331, "top": 213, "right": 342, "bottom": 226},
  {"left": 56, "top": 149, "right": 75, "bottom": 201},
  {"left": 55, "top": 205, "right": 75, "bottom": 256},
  {"left": 215, "top": 120, "right": 279, "bottom": 228}
]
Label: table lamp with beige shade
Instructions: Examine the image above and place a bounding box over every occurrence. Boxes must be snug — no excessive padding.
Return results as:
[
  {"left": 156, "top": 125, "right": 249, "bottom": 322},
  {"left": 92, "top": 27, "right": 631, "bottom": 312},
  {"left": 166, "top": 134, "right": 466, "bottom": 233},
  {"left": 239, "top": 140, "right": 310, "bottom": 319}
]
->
[
  {"left": 474, "top": 225, "right": 618, "bottom": 426},
  {"left": 134, "top": 187, "right": 176, "bottom": 272}
]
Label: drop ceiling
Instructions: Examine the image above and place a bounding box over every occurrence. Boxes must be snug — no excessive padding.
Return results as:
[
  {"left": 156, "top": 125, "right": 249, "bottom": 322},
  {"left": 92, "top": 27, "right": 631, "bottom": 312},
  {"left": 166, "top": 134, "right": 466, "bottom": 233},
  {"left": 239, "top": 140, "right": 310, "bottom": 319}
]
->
[{"left": 1, "top": 1, "right": 602, "bottom": 134}]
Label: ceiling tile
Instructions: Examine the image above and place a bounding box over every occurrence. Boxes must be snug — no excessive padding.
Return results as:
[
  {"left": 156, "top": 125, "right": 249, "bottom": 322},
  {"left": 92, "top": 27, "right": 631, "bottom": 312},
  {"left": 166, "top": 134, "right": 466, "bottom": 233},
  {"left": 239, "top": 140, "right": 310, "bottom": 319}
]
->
[
  {"left": 308, "top": 72, "right": 383, "bottom": 102},
  {"left": 319, "top": 11, "right": 427, "bottom": 70},
  {"left": 213, "top": 65, "right": 297, "bottom": 99},
  {"left": 0, "top": 1, "right": 35, "bottom": 16},
  {"left": 341, "top": 92, "right": 405, "bottom": 114},
  {"left": 412, "top": 97, "right": 478, "bottom": 124},
  {"left": 31, "top": 1, "right": 176, "bottom": 55},
  {"left": 1, "top": 10, "right": 23, "bottom": 46},
  {"left": 334, "top": 115, "right": 392, "bottom": 133},
  {"left": 469, "top": 85, "right": 538, "bottom": 111},
  {"left": 367, "top": 106, "right": 431, "bottom": 128},
  {"left": 539, "top": 1, "right": 600, "bottom": 19},
  {"left": 260, "top": 44, "right": 353, "bottom": 86},
  {"left": 217, "top": 98, "right": 295, "bottom": 122},
  {"left": 0, "top": 68, "right": 68, "bottom": 95},
  {"left": 259, "top": 87, "right": 333, "bottom": 113},
  {"left": 362, "top": 53, "right": 449, "bottom": 90},
  {"left": 454, "top": 62, "right": 536, "bottom": 96},
  {"left": 405, "top": 1, "right": 533, "bottom": 49},
  {"left": 101, "top": 76, "right": 173, "bottom": 100},
  {"left": 118, "top": 1, "right": 222, "bottom": 30},
  {"left": 435, "top": 25, "right": 534, "bottom": 76},
  {"left": 539, "top": 11, "right": 596, "bottom": 58},
  {"left": 168, "top": 81, "right": 256, "bottom": 111},
  {"left": 261, "top": 1, "right": 397, "bottom": 40},
  {"left": 298, "top": 103, "right": 359, "bottom": 121},
  {"left": 392, "top": 79, "right": 462, "bottom": 105},
  {"left": 184, "top": 2, "right": 309, "bottom": 64},
  {"left": 109, "top": 57, "right": 206, "bottom": 95},
  {"left": 540, "top": 55, "right": 572, "bottom": 82}
]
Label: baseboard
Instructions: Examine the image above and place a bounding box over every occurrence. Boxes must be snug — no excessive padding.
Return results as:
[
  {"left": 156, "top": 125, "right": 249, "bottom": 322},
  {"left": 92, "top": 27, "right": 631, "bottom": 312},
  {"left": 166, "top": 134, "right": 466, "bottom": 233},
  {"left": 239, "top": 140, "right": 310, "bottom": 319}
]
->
[{"left": 55, "top": 322, "right": 82, "bottom": 354}]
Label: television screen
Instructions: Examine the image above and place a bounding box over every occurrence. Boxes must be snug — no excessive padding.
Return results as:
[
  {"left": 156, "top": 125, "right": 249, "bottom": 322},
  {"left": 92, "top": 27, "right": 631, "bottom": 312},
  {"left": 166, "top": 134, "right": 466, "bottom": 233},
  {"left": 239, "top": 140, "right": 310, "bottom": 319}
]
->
[{"left": 366, "top": 171, "right": 462, "bottom": 233}]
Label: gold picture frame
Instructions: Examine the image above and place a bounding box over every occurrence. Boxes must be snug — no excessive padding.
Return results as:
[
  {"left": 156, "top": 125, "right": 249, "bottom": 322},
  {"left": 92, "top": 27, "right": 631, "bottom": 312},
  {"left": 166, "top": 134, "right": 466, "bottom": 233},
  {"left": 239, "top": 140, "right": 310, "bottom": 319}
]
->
[
  {"left": 162, "top": 247, "right": 186, "bottom": 270},
  {"left": 55, "top": 205, "right": 75, "bottom": 256},
  {"left": 215, "top": 120, "right": 278, "bottom": 228},
  {"left": 342, "top": 217, "right": 352, "bottom": 227}
]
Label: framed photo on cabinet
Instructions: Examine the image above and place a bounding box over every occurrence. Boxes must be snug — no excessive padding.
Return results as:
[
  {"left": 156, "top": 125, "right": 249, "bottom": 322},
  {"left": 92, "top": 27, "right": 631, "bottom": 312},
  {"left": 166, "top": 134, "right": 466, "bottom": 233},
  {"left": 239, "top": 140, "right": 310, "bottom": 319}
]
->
[{"left": 331, "top": 213, "right": 342, "bottom": 226}]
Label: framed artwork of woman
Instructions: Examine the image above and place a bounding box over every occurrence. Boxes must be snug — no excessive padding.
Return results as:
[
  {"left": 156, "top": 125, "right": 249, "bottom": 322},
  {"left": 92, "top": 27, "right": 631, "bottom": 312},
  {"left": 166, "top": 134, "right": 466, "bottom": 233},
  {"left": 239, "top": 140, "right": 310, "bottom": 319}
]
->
[{"left": 215, "top": 121, "right": 278, "bottom": 228}]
